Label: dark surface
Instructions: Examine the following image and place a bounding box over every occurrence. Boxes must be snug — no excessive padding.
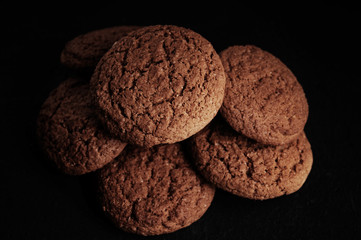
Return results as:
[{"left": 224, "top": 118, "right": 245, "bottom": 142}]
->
[{"left": 1, "top": 4, "right": 360, "bottom": 240}]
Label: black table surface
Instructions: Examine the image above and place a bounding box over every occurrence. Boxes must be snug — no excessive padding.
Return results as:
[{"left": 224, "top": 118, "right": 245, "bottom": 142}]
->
[{"left": 1, "top": 4, "right": 360, "bottom": 240}]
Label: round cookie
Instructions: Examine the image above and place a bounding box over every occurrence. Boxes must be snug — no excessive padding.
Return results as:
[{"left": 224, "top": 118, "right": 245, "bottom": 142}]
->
[
  {"left": 37, "top": 78, "right": 127, "bottom": 175},
  {"left": 60, "top": 25, "right": 142, "bottom": 70},
  {"left": 98, "top": 143, "right": 215, "bottom": 236},
  {"left": 90, "top": 25, "right": 226, "bottom": 147},
  {"left": 219, "top": 45, "right": 309, "bottom": 145},
  {"left": 189, "top": 118, "right": 313, "bottom": 200}
]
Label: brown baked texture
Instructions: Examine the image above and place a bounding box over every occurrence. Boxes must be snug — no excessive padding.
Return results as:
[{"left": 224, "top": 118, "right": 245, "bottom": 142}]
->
[
  {"left": 98, "top": 143, "right": 215, "bottom": 236},
  {"left": 60, "top": 26, "right": 142, "bottom": 70},
  {"left": 90, "top": 25, "right": 226, "bottom": 147},
  {"left": 37, "top": 78, "right": 127, "bottom": 175},
  {"left": 220, "top": 45, "right": 309, "bottom": 145},
  {"left": 189, "top": 118, "right": 313, "bottom": 200}
]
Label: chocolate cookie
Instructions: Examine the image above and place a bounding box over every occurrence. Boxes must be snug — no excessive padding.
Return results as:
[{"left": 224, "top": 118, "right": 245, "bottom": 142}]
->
[
  {"left": 189, "top": 118, "right": 313, "bottom": 200},
  {"left": 37, "top": 78, "right": 127, "bottom": 175},
  {"left": 60, "top": 26, "right": 142, "bottom": 70},
  {"left": 219, "top": 45, "right": 309, "bottom": 145},
  {"left": 90, "top": 25, "right": 226, "bottom": 147},
  {"left": 98, "top": 143, "right": 215, "bottom": 236}
]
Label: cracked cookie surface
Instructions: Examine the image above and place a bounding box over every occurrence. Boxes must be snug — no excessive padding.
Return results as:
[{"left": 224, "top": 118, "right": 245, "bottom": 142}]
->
[
  {"left": 189, "top": 118, "right": 313, "bottom": 200},
  {"left": 90, "top": 25, "right": 226, "bottom": 147},
  {"left": 61, "top": 25, "right": 142, "bottom": 70},
  {"left": 98, "top": 143, "right": 215, "bottom": 236},
  {"left": 37, "top": 78, "right": 127, "bottom": 175},
  {"left": 220, "top": 45, "right": 309, "bottom": 145}
]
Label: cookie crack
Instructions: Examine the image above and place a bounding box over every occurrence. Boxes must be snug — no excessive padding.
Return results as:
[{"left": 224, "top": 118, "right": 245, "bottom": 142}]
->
[
  {"left": 216, "top": 141, "right": 236, "bottom": 178},
  {"left": 244, "top": 153, "right": 255, "bottom": 179}
]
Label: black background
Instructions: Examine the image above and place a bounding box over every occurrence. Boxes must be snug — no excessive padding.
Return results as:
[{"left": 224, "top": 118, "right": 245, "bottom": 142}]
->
[{"left": 1, "top": 3, "right": 360, "bottom": 239}]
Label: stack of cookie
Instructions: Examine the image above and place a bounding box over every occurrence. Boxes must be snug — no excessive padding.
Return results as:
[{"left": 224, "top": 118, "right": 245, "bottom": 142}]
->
[
  {"left": 37, "top": 25, "right": 312, "bottom": 236},
  {"left": 190, "top": 45, "right": 312, "bottom": 201}
]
